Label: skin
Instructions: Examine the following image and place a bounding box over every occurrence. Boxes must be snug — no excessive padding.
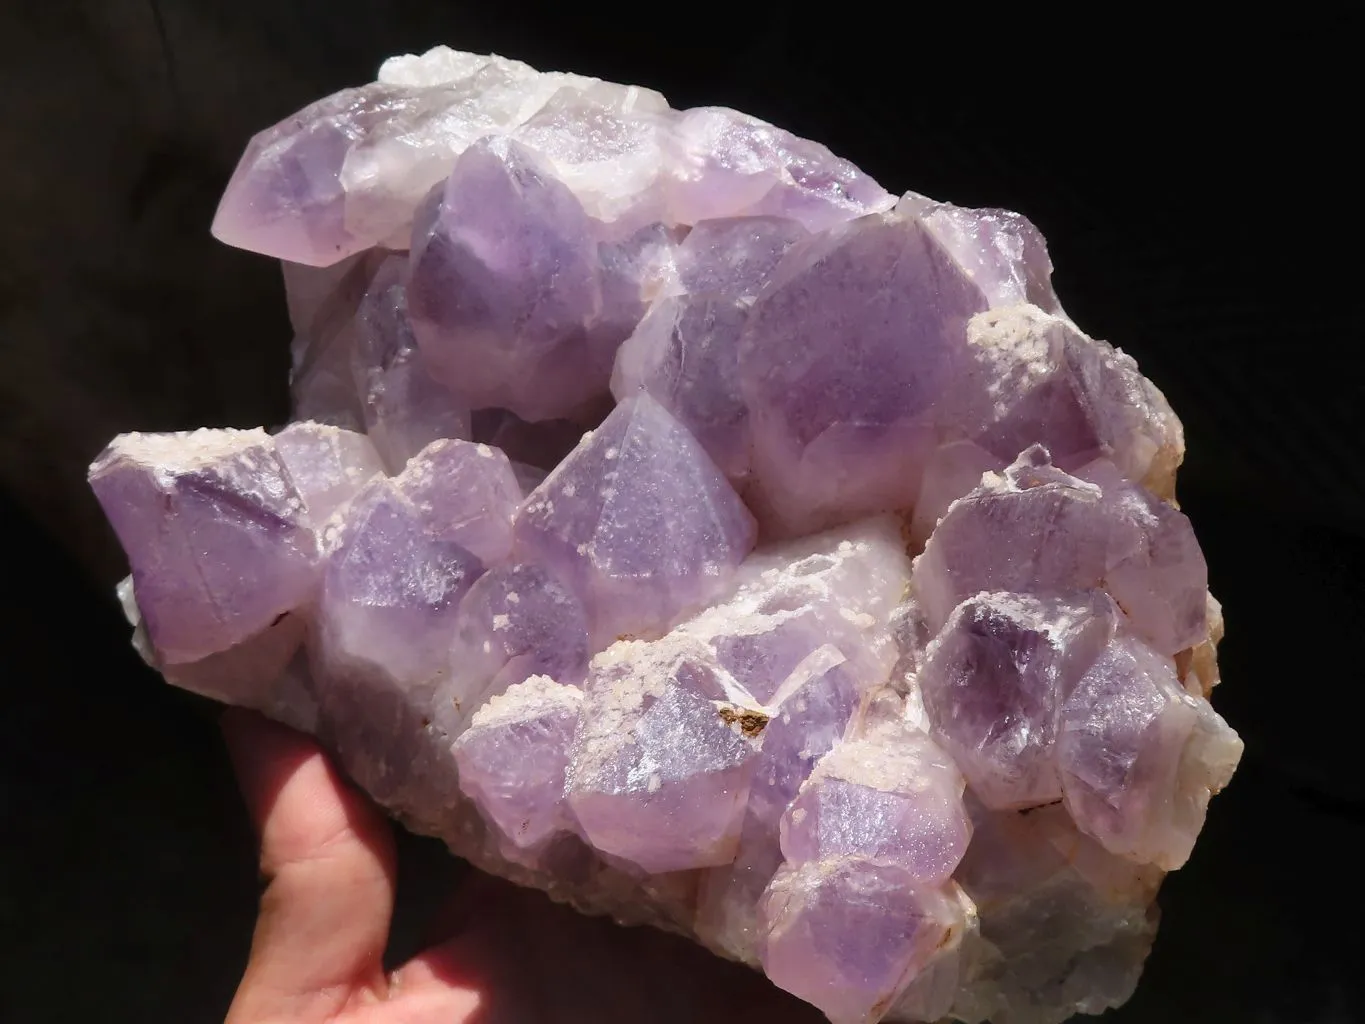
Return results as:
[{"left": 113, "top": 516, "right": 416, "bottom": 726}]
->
[{"left": 220, "top": 709, "right": 822, "bottom": 1024}]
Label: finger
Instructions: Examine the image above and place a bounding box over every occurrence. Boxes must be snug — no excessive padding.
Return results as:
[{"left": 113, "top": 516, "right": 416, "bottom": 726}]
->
[
  {"left": 221, "top": 708, "right": 397, "bottom": 1023},
  {"left": 394, "top": 872, "right": 822, "bottom": 1024}
]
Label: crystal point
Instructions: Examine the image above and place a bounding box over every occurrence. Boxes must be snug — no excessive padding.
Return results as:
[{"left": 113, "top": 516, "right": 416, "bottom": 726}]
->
[
  {"left": 567, "top": 640, "right": 761, "bottom": 873},
  {"left": 90, "top": 429, "right": 319, "bottom": 664},
  {"left": 513, "top": 394, "right": 756, "bottom": 646},
  {"left": 453, "top": 675, "right": 583, "bottom": 852},
  {"left": 408, "top": 137, "right": 607, "bottom": 421},
  {"left": 761, "top": 859, "right": 966, "bottom": 1024}
]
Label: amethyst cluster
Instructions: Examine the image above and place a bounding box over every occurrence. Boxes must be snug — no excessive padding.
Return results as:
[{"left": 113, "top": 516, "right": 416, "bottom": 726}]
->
[{"left": 88, "top": 46, "right": 1241, "bottom": 1024}]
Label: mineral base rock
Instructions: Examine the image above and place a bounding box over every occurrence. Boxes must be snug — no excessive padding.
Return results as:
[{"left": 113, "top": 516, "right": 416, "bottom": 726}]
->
[{"left": 92, "top": 44, "right": 1242, "bottom": 1024}]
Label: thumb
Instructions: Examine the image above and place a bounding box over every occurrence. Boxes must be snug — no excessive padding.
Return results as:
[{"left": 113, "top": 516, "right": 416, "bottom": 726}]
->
[{"left": 221, "top": 709, "right": 397, "bottom": 1023}]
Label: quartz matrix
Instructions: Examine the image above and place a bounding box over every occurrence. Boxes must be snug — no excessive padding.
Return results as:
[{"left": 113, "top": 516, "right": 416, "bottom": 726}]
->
[{"left": 90, "top": 46, "right": 1241, "bottom": 1024}]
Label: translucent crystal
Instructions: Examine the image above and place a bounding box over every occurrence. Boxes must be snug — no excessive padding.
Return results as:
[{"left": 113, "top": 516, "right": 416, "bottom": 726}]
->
[
  {"left": 272, "top": 421, "right": 386, "bottom": 524},
  {"left": 761, "top": 859, "right": 967, "bottom": 1024},
  {"left": 738, "top": 213, "right": 989, "bottom": 535},
  {"left": 780, "top": 726, "right": 972, "bottom": 886},
  {"left": 453, "top": 675, "right": 583, "bottom": 853},
  {"left": 566, "top": 638, "right": 762, "bottom": 872},
  {"left": 442, "top": 560, "right": 590, "bottom": 720},
  {"left": 913, "top": 446, "right": 1208, "bottom": 655},
  {"left": 407, "top": 137, "right": 608, "bottom": 421},
  {"left": 352, "top": 253, "right": 472, "bottom": 471},
  {"left": 512, "top": 395, "right": 756, "bottom": 647},
  {"left": 89, "top": 429, "right": 320, "bottom": 664},
  {"left": 920, "top": 591, "right": 1116, "bottom": 810},
  {"left": 664, "top": 107, "right": 893, "bottom": 231},
  {"left": 1057, "top": 631, "right": 1242, "bottom": 869}
]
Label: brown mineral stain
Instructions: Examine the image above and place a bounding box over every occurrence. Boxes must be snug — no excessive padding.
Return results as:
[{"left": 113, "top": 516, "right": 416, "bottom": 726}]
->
[
  {"left": 717, "top": 705, "right": 770, "bottom": 737},
  {"left": 1174, "top": 647, "right": 1194, "bottom": 681}
]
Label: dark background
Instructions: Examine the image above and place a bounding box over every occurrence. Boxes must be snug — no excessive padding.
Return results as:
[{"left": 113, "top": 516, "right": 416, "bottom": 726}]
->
[{"left": 1, "top": 4, "right": 1361, "bottom": 1022}]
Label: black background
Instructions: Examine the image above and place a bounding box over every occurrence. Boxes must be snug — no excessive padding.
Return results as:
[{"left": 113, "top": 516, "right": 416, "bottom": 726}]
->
[{"left": 1, "top": 4, "right": 1361, "bottom": 1022}]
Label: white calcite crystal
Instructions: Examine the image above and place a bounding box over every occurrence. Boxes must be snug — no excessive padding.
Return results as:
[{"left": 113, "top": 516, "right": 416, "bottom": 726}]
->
[{"left": 89, "top": 45, "right": 1243, "bottom": 1024}]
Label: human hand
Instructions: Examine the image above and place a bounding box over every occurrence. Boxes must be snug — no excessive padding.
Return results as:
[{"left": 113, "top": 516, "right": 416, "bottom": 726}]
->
[{"left": 220, "top": 709, "right": 822, "bottom": 1024}]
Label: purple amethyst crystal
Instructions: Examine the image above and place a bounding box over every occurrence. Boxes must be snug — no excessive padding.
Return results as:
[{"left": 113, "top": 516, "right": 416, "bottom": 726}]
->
[
  {"left": 512, "top": 394, "right": 757, "bottom": 647},
  {"left": 566, "top": 635, "right": 765, "bottom": 873},
  {"left": 453, "top": 675, "right": 584, "bottom": 856},
  {"left": 94, "top": 45, "right": 1242, "bottom": 1024},
  {"left": 443, "top": 559, "right": 590, "bottom": 717},
  {"left": 352, "top": 253, "right": 473, "bottom": 471},
  {"left": 761, "top": 860, "right": 967, "bottom": 1024},
  {"left": 779, "top": 725, "right": 972, "bottom": 885},
  {"left": 920, "top": 591, "right": 1117, "bottom": 811},
  {"left": 407, "top": 137, "right": 610, "bottom": 421},
  {"left": 91, "top": 429, "right": 327, "bottom": 665}
]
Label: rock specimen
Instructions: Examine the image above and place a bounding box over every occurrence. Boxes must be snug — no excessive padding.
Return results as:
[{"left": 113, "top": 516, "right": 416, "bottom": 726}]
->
[{"left": 91, "top": 45, "right": 1241, "bottom": 1024}]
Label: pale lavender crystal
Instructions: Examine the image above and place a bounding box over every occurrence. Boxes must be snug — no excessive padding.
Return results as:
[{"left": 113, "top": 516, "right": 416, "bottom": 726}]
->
[
  {"left": 920, "top": 591, "right": 1116, "bottom": 810},
  {"left": 452, "top": 675, "right": 583, "bottom": 853},
  {"left": 897, "top": 193, "right": 1061, "bottom": 313},
  {"left": 695, "top": 810, "right": 790, "bottom": 964},
  {"left": 608, "top": 215, "right": 811, "bottom": 486},
  {"left": 102, "top": 424, "right": 378, "bottom": 713},
  {"left": 913, "top": 446, "right": 1208, "bottom": 655},
  {"left": 594, "top": 221, "right": 683, "bottom": 342},
  {"left": 212, "top": 51, "right": 624, "bottom": 265},
  {"left": 958, "top": 306, "right": 1184, "bottom": 498},
  {"left": 611, "top": 294, "right": 752, "bottom": 480},
  {"left": 693, "top": 648, "right": 868, "bottom": 962},
  {"left": 780, "top": 727, "right": 972, "bottom": 886},
  {"left": 680, "top": 520, "right": 913, "bottom": 959},
  {"left": 748, "top": 649, "right": 864, "bottom": 825},
  {"left": 283, "top": 253, "right": 378, "bottom": 430},
  {"left": 513, "top": 395, "right": 756, "bottom": 646},
  {"left": 676, "top": 516, "right": 911, "bottom": 705},
  {"left": 272, "top": 421, "right": 386, "bottom": 524},
  {"left": 566, "top": 638, "right": 762, "bottom": 872},
  {"left": 305, "top": 439, "right": 520, "bottom": 812},
  {"left": 907, "top": 441, "right": 1004, "bottom": 547},
  {"left": 392, "top": 438, "right": 520, "bottom": 564},
  {"left": 283, "top": 250, "right": 374, "bottom": 339},
  {"left": 761, "top": 859, "right": 965, "bottom": 1024},
  {"left": 444, "top": 560, "right": 590, "bottom": 718},
  {"left": 407, "top": 137, "right": 608, "bottom": 421},
  {"left": 508, "top": 84, "right": 672, "bottom": 228},
  {"left": 212, "top": 83, "right": 419, "bottom": 265},
  {"left": 1074, "top": 458, "right": 1207, "bottom": 655},
  {"left": 95, "top": 46, "right": 1243, "bottom": 1024},
  {"left": 676, "top": 216, "right": 811, "bottom": 298},
  {"left": 739, "top": 213, "right": 989, "bottom": 534},
  {"left": 665, "top": 107, "right": 893, "bottom": 231},
  {"left": 313, "top": 478, "right": 483, "bottom": 689},
  {"left": 1056, "top": 631, "right": 1241, "bottom": 869},
  {"left": 120, "top": 585, "right": 310, "bottom": 722},
  {"left": 90, "top": 429, "right": 319, "bottom": 664},
  {"left": 308, "top": 481, "right": 480, "bottom": 816},
  {"left": 352, "top": 253, "right": 472, "bottom": 470}
]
